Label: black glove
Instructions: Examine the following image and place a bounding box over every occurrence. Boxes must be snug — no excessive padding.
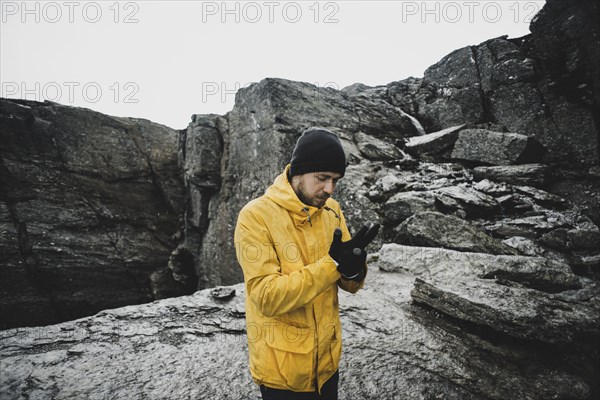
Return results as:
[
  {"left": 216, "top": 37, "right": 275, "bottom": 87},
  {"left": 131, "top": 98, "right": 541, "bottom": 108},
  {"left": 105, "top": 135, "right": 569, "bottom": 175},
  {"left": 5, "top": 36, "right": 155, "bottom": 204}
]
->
[
  {"left": 335, "top": 221, "right": 380, "bottom": 253},
  {"left": 329, "top": 222, "right": 380, "bottom": 281}
]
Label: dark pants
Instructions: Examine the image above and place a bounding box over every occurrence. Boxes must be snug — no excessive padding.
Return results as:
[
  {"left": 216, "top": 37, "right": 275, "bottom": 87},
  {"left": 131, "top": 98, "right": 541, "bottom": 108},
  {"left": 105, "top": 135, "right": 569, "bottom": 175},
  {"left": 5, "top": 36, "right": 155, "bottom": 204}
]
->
[{"left": 260, "top": 371, "right": 339, "bottom": 400}]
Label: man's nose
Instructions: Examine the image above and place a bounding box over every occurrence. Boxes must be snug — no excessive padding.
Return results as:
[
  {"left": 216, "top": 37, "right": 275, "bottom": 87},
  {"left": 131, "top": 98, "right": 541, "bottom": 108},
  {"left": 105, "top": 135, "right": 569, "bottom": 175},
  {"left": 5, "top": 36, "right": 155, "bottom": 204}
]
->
[{"left": 323, "top": 181, "right": 335, "bottom": 195}]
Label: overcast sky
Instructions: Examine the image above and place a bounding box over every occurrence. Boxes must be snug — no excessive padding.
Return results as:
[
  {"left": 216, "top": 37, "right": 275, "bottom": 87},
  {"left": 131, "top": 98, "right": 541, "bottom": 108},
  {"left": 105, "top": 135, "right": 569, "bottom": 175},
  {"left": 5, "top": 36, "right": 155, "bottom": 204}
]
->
[{"left": 1, "top": 0, "right": 545, "bottom": 129}]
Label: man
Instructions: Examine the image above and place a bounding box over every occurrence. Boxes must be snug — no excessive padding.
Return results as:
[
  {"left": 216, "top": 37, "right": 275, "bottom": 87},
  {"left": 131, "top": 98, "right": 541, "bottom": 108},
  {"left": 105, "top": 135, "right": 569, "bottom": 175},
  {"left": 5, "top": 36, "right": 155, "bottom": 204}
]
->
[{"left": 234, "top": 127, "right": 379, "bottom": 399}]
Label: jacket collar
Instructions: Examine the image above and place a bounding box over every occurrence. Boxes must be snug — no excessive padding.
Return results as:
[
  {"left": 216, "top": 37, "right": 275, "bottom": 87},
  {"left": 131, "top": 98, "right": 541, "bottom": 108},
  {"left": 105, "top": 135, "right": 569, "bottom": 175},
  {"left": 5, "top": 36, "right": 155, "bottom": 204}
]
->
[{"left": 265, "top": 164, "right": 330, "bottom": 227}]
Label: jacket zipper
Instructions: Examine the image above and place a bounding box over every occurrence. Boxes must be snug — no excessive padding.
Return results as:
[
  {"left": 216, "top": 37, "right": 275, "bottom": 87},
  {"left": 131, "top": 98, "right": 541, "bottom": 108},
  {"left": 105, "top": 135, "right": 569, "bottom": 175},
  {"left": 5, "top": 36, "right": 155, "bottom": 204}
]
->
[
  {"left": 313, "top": 303, "right": 319, "bottom": 393},
  {"left": 302, "top": 207, "right": 312, "bottom": 226}
]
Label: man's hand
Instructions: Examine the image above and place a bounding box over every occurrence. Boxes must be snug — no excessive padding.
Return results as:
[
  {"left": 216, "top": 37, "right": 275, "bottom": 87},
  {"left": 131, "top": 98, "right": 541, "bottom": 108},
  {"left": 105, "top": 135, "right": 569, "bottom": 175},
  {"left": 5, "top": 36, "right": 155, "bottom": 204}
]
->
[
  {"left": 337, "top": 221, "right": 380, "bottom": 253},
  {"left": 328, "top": 222, "right": 380, "bottom": 281}
]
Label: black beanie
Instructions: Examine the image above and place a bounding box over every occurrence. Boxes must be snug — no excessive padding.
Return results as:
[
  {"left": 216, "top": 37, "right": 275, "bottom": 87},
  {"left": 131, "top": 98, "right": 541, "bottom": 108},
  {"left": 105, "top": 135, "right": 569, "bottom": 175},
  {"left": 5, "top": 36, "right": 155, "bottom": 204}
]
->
[{"left": 289, "top": 128, "right": 346, "bottom": 177}]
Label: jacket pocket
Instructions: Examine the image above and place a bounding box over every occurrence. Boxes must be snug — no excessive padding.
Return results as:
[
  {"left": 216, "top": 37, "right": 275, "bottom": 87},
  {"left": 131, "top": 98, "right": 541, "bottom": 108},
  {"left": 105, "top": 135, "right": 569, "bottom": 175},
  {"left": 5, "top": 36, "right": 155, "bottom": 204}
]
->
[{"left": 265, "top": 322, "right": 315, "bottom": 390}]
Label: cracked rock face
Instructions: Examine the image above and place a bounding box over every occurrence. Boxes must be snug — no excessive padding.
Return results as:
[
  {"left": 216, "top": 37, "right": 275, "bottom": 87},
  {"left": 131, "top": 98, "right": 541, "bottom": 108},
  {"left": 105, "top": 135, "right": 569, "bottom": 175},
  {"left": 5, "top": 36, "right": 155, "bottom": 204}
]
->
[
  {"left": 0, "top": 99, "right": 188, "bottom": 330},
  {"left": 411, "top": 277, "right": 599, "bottom": 344},
  {"left": 0, "top": 283, "right": 251, "bottom": 400},
  {"left": 178, "top": 78, "right": 421, "bottom": 290},
  {"left": 380, "top": 3, "right": 600, "bottom": 170},
  {"left": 1, "top": 266, "right": 598, "bottom": 400}
]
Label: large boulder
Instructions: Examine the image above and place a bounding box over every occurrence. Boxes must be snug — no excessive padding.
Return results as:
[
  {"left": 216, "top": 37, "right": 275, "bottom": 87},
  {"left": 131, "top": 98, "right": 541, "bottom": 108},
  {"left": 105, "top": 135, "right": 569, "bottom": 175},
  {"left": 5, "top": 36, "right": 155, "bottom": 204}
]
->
[
  {"left": 382, "top": 191, "right": 436, "bottom": 224},
  {"left": 411, "top": 277, "right": 599, "bottom": 344},
  {"left": 450, "top": 129, "right": 544, "bottom": 165},
  {"left": 393, "top": 212, "right": 519, "bottom": 255},
  {"left": 540, "top": 228, "right": 600, "bottom": 251},
  {"left": 404, "top": 124, "right": 464, "bottom": 159},
  {"left": 0, "top": 99, "right": 186, "bottom": 330},
  {"left": 379, "top": 243, "right": 580, "bottom": 292},
  {"left": 354, "top": 131, "right": 404, "bottom": 161},
  {"left": 434, "top": 184, "right": 501, "bottom": 217},
  {"left": 472, "top": 164, "right": 550, "bottom": 187}
]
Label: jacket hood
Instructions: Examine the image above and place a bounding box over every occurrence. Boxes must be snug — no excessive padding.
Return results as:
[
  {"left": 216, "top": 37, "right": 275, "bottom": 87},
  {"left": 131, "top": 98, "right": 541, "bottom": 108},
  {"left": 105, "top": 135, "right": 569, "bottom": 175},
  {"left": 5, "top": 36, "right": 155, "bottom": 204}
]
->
[{"left": 265, "top": 164, "right": 333, "bottom": 226}]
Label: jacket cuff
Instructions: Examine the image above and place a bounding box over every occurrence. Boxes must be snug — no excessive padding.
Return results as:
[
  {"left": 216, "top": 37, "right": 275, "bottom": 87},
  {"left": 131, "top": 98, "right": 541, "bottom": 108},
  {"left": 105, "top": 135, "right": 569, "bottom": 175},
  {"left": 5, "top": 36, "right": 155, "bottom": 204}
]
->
[{"left": 319, "top": 255, "right": 341, "bottom": 282}]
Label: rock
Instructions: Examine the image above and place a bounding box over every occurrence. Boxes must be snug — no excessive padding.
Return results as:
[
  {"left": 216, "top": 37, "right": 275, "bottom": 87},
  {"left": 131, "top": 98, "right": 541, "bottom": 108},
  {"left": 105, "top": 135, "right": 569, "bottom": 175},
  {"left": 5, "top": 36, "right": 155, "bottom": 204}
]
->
[
  {"left": 504, "top": 229, "right": 600, "bottom": 277},
  {"left": 367, "top": 170, "right": 423, "bottom": 203},
  {"left": 0, "top": 99, "right": 187, "bottom": 330},
  {"left": 473, "top": 164, "right": 550, "bottom": 188},
  {"left": 373, "top": 174, "right": 407, "bottom": 197},
  {"left": 485, "top": 214, "right": 572, "bottom": 239},
  {"left": 514, "top": 185, "right": 567, "bottom": 208},
  {"left": 149, "top": 267, "right": 194, "bottom": 300},
  {"left": 354, "top": 131, "right": 404, "bottom": 161},
  {"left": 210, "top": 287, "right": 236, "bottom": 301},
  {"left": 385, "top": 77, "right": 422, "bottom": 117},
  {"left": 450, "top": 129, "right": 544, "bottom": 165},
  {"left": 411, "top": 277, "right": 599, "bottom": 345},
  {"left": 182, "top": 114, "right": 223, "bottom": 188},
  {"left": 495, "top": 193, "right": 535, "bottom": 213},
  {"left": 417, "top": 46, "right": 486, "bottom": 131},
  {"left": 0, "top": 283, "right": 252, "bottom": 400},
  {"left": 570, "top": 253, "right": 600, "bottom": 271},
  {"left": 382, "top": 191, "right": 436, "bottom": 224},
  {"left": 420, "top": 162, "right": 469, "bottom": 179},
  {"left": 340, "top": 82, "right": 378, "bottom": 97},
  {"left": 177, "top": 114, "right": 224, "bottom": 290},
  {"left": 167, "top": 244, "right": 196, "bottom": 287},
  {"left": 502, "top": 236, "right": 569, "bottom": 265},
  {"left": 435, "top": 185, "right": 500, "bottom": 217},
  {"left": 348, "top": 94, "right": 424, "bottom": 140},
  {"left": 1, "top": 268, "right": 597, "bottom": 399},
  {"left": 404, "top": 125, "right": 464, "bottom": 157},
  {"left": 540, "top": 228, "right": 600, "bottom": 251},
  {"left": 394, "top": 212, "right": 519, "bottom": 255},
  {"left": 486, "top": 224, "right": 536, "bottom": 239},
  {"left": 473, "top": 179, "right": 512, "bottom": 196},
  {"left": 528, "top": 0, "right": 600, "bottom": 167},
  {"left": 502, "top": 236, "right": 540, "bottom": 255},
  {"left": 379, "top": 243, "right": 580, "bottom": 292},
  {"left": 479, "top": 34, "right": 597, "bottom": 168},
  {"left": 549, "top": 174, "right": 600, "bottom": 227}
]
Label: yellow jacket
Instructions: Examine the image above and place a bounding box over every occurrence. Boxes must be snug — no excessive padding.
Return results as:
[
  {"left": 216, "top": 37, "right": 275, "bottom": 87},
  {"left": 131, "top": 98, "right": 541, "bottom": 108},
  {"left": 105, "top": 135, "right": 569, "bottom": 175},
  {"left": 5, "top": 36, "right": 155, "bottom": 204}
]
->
[{"left": 234, "top": 164, "right": 365, "bottom": 393}]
